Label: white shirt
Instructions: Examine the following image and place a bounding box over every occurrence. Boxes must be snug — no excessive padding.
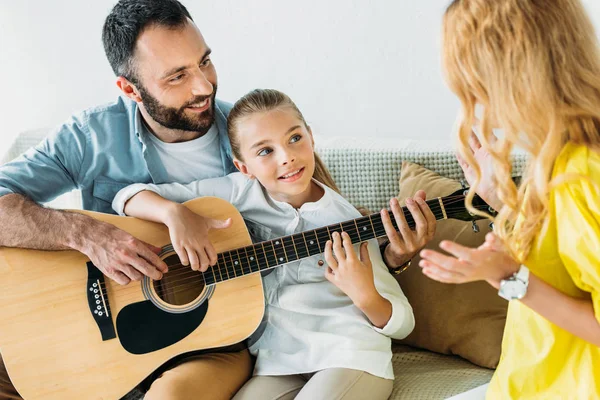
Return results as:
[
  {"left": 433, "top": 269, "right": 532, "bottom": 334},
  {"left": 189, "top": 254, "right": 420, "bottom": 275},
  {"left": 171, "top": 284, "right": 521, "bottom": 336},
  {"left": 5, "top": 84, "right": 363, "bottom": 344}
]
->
[
  {"left": 113, "top": 173, "right": 415, "bottom": 379},
  {"left": 145, "top": 124, "right": 224, "bottom": 183}
]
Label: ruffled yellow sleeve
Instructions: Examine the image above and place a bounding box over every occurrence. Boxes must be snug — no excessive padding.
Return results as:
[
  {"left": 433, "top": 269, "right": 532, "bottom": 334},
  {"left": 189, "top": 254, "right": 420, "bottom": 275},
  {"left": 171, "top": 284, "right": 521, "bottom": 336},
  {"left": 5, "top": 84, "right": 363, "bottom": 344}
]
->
[{"left": 554, "top": 168, "right": 600, "bottom": 322}]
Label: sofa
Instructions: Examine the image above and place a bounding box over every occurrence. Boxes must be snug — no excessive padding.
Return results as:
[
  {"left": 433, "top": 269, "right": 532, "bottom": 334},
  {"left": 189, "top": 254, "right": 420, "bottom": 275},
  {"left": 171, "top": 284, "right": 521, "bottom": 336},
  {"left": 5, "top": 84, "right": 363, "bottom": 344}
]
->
[{"left": 1, "top": 130, "right": 528, "bottom": 399}]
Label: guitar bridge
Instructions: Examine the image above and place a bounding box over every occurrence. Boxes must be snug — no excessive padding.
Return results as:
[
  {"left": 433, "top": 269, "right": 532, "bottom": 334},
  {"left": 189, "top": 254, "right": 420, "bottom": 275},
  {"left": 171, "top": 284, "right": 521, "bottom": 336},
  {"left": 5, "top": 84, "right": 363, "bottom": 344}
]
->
[{"left": 86, "top": 262, "right": 116, "bottom": 341}]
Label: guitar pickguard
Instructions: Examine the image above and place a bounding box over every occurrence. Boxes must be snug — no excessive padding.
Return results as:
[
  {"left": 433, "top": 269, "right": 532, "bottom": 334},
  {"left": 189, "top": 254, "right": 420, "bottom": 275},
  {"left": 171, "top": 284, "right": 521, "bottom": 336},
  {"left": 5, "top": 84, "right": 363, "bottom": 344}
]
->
[{"left": 116, "top": 299, "right": 209, "bottom": 354}]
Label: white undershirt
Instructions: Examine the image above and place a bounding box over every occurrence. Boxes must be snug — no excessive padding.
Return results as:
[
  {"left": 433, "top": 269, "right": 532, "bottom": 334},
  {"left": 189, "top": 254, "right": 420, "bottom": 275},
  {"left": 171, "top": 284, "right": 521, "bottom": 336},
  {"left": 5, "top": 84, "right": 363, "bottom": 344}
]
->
[
  {"left": 113, "top": 173, "right": 415, "bottom": 379},
  {"left": 145, "top": 124, "right": 225, "bottom": 183}
]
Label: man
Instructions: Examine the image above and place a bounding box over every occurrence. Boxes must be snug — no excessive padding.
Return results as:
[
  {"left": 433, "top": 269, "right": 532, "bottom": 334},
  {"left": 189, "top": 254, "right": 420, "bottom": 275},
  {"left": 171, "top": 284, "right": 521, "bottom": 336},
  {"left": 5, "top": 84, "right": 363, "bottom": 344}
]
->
[{"left": 0, "top": 0, "right": 435, "bottom": 398}]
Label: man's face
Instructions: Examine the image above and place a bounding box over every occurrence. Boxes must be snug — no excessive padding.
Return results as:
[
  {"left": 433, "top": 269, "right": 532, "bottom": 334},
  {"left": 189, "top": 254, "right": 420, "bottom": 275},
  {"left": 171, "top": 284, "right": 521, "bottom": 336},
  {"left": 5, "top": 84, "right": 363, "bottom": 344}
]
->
[{"left": 132, "top": 20, "right": 217, "bottom": 135}]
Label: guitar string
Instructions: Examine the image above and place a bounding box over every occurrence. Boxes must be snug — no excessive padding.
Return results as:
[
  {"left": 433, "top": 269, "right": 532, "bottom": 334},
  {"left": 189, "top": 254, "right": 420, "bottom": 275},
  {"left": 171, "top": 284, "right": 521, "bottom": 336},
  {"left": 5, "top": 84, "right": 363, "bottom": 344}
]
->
[
  {"left": 101, "top": 200, "right": 492, "bottom": 301},
  {"left": 99, "top": 199, "right": 492, "bottom": 301}
]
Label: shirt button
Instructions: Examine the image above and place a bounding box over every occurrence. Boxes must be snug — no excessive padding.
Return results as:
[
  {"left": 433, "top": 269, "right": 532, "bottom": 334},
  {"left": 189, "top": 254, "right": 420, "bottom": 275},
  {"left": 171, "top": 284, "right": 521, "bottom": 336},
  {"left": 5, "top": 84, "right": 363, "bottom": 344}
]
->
[{"left": 317, "top": 260, "right": 324, "bottom": 267}]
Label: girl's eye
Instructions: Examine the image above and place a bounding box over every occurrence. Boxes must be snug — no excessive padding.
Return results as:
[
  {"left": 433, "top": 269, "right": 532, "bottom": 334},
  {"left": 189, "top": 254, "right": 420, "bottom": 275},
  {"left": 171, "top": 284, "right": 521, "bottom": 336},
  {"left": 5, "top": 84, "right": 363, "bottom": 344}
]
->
[
  {"left": 257, "top": 148, "right": 273, "bottom": 157},
  {"left": 290, "top": 134, "right": 302, "bottom": 143}
]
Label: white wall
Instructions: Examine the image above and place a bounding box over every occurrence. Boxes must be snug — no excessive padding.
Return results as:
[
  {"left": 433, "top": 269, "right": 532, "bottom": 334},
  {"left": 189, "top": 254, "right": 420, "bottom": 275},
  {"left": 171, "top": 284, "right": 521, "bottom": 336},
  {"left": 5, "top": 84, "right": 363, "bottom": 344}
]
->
[{"left": 1, "top": 0, "right": 599, "bottom": 152}]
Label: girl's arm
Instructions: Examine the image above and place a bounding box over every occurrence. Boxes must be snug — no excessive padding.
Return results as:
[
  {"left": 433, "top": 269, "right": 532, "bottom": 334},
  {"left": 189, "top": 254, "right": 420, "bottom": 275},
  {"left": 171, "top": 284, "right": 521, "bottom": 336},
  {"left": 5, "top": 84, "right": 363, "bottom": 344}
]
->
[
  {"left": 113, "top": 175, "right": 243, "bottom": 272},
  {"left": 324, "top": 232, "right": 415, "bottom": 338},
  {"left": 122, "top": 190, "right": 182, "bottom": 224}
]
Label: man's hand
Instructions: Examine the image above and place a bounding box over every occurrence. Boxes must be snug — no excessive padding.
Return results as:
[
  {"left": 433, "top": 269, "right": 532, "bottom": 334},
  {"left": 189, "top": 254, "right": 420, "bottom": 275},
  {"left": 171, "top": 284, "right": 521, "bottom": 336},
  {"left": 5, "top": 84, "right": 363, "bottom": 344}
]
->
[
  {"left": 79, "top": 220, "right": 169, "bottom": 285},
  {"left": 457, "top": 130, "right": 503, "bottom": 211},
  {"left": 381, "top": 191, "right": 436, "bottom": 268}
]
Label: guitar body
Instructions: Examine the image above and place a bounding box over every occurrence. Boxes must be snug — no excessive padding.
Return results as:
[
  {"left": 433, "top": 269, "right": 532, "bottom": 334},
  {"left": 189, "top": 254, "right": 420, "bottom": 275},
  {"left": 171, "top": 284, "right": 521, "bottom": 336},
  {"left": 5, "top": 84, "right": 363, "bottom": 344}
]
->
[{"left": 0, "top": 197, "right": 264, "bottom": 400}]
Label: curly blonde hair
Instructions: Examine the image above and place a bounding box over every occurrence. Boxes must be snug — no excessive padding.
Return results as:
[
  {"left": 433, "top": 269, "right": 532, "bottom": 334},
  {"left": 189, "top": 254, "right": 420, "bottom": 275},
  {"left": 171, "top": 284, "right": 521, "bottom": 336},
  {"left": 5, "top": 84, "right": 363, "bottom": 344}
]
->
[{"left": 443, "top": 0, "right": 600, "bottom": 259}]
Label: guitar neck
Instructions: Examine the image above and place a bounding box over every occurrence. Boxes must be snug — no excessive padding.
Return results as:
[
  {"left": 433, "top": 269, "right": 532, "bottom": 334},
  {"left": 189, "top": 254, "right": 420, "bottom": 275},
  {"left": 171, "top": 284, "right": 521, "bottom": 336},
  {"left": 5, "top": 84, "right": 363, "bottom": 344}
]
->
[{"left": 200, "top": 194, "right": 473, "bottom": 286}]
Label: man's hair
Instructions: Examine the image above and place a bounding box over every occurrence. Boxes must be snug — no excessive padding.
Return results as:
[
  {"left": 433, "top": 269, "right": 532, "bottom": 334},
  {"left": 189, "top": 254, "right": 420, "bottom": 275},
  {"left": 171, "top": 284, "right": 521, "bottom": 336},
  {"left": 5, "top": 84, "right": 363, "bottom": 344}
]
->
[{"left": 102, "top": 0, "right": 193, "bottom": 82}]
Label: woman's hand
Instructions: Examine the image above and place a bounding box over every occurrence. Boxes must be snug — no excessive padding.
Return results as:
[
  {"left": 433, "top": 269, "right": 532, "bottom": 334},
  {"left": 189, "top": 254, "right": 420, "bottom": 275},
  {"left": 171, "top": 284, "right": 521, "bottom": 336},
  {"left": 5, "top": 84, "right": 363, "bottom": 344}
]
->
[
  {"left": 164, "top": 203, "right": 231, "bottom": 272},
  {"left": 324, "top": 232, "right": 378, "bottom": 306},
  {"left": 381, "top": 191, "right": 437, "bottom": 267},
  {"left": 458, "top": 130, "right": 503, "bottom": 211},
  {"left": 419, "top": 233, "right": 520, "bottom": 289}
]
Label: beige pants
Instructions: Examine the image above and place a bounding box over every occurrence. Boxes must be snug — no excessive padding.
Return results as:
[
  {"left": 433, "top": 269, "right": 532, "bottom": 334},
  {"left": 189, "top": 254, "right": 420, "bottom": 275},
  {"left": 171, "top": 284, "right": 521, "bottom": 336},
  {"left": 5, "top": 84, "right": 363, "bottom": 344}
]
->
[
  {"left": 232, "top": 368, "right": 394, "bottom": 400},
  {"left": 0, "top": 349, "right": 252, "bottom": 400}
]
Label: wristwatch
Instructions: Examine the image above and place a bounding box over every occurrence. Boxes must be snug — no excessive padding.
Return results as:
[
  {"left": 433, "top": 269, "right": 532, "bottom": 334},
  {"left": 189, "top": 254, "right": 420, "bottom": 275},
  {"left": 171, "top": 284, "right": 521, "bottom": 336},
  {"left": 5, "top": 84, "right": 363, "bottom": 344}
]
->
[{"left": 498, "top": 265, "right": 530, "bottom": 301}]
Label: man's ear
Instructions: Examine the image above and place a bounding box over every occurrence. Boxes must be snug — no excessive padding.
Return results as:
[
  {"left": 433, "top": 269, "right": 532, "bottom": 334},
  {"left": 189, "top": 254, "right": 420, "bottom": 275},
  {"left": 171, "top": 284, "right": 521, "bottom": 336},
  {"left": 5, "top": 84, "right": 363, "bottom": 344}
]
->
[
  {"left": 116, "top": 77, "right": 143, "bottom": 103},
  {"left": 233, "top": 159, "right": 255, "bottom": 179}
]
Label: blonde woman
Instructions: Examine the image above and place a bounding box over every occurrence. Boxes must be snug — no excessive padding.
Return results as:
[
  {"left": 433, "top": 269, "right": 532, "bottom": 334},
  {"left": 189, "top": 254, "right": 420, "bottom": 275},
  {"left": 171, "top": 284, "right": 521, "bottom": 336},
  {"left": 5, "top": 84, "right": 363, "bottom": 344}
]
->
[{"left": 420, "top": 0, "right": 600, "bottom": 398}]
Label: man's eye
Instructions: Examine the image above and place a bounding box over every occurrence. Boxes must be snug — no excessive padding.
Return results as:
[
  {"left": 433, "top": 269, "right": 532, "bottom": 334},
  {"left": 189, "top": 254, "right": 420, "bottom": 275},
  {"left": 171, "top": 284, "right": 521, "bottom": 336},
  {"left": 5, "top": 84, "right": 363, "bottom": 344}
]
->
[
  {"left": 170, "top": 74, "right": 185, "bottom": 82},
  {"left": 290, "top": 134, "right": 302, "bottom": 143},
  {"left": 201, "top": 58, "right": 212, "bottom": 67},
  {"left": 258, "top": 148, "right": 273, "bottom": 157}
]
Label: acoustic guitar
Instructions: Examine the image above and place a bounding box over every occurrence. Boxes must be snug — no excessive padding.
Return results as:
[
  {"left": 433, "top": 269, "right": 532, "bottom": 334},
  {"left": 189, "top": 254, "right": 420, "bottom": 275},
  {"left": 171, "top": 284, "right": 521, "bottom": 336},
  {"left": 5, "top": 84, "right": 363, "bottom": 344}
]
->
[{"left": 0, "top": 189, "right": 491, "bottom": 399}]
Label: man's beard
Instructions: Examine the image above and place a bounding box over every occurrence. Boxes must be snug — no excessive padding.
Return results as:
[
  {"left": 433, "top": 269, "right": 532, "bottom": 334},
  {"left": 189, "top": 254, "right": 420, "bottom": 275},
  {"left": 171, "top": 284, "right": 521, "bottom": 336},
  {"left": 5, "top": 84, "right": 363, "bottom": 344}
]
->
[{"left": 138, "top": 84, "right": 218, "bottom": 136}]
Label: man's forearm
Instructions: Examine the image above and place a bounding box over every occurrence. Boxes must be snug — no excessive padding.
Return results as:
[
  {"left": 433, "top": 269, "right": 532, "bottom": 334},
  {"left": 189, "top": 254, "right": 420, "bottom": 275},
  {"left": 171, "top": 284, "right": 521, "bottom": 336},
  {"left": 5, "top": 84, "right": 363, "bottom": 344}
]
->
[{"left": 0, "top": 193, "right": 92, "bottom": 251}]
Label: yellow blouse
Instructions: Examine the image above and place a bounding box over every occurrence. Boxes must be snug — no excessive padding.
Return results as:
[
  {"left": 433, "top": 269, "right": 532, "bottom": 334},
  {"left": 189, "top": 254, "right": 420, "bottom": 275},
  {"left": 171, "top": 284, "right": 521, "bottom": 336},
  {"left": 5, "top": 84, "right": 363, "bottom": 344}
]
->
[{"left": 487, "top": 142, "right": 600, "bottom": 399}]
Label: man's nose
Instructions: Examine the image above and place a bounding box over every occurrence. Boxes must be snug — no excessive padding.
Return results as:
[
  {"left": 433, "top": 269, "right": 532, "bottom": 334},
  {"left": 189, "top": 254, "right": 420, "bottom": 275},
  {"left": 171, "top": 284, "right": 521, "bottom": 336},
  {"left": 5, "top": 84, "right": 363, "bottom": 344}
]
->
[{"left": 190, "top": 69, "right": 213, "bottom": 96}]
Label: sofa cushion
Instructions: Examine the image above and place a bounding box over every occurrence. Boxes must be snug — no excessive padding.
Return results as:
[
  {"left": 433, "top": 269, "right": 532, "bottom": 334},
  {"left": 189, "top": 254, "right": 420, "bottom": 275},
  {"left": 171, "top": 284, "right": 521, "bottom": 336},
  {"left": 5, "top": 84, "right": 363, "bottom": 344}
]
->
[
  {"left": 391, "top": 344, "right": 492, "bottom": 399},
  {"left": 394, "top": 161, "right": 507, "bottom": 369}
]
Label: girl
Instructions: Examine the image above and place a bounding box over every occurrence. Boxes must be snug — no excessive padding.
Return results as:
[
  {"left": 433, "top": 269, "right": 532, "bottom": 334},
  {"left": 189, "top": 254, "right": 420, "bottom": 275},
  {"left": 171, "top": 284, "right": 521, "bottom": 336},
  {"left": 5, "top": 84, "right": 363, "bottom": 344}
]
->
[
  {"left": 113, "top": 89, "right": 423, "bottom": 399},
  {"left": 420, "top": 0, "right": 600, "bottom": 398}
]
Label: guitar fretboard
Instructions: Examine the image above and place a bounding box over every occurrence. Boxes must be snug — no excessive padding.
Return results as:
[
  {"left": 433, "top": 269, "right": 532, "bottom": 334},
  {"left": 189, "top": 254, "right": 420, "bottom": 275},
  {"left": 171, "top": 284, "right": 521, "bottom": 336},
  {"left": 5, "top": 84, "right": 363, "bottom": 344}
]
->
[{"left": 201, "top": 197, "right": 451, "bottom": 285}]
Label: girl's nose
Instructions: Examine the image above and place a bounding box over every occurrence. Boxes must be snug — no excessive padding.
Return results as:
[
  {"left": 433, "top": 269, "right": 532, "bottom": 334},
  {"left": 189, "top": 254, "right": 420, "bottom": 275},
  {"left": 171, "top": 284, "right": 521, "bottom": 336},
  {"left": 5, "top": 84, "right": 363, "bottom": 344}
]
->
[{"left": 282, "top": 155, "right": 296, "bottom": 165}]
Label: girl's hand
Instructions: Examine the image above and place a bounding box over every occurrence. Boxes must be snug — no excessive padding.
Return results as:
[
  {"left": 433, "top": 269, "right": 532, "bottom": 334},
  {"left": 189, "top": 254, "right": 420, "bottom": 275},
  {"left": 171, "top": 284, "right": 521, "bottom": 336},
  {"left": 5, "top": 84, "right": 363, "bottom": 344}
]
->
[
  {"left": 419, "top": 232, "right": 520, "bottom": 289},
  {"left": 324, "top": 232, "right": 378, "bottom": 307},
  {"left": 164, "top": 204, "right": 231, "bottom": 272}
]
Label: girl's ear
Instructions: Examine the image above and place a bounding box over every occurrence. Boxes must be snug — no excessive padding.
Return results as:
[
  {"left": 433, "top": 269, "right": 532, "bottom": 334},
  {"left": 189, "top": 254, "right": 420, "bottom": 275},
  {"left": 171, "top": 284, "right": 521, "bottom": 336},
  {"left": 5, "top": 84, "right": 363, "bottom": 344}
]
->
[{"left": 233, "top": 158, "right": 255, "bottom": 179}]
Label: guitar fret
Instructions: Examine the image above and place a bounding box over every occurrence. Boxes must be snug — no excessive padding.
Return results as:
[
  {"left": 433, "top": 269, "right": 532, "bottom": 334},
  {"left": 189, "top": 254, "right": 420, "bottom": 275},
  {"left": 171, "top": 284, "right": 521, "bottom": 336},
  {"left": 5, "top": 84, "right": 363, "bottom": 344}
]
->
[
  {"left": 246, "top": 246, "right": 259, "bottom": 273},
  {"left": 342, "top": 220, "right": 360, "bottom": 243},
  {"left": 207, "top": 190, "right": 491, "bottom": 283},
  {"left": 264, "top": 241, "right": 277, "bottom": 269},
  {"left": 358, "top": 216, "right": 376, "bottom": 241},
  {"left": 371, "top": 214, "right": 387, "bottom": 237},
  {"left": 216, "top": 258, "right": 224, "bottom": 282},
  {"left": 367, "top": 215, "right": 376, "bottom": 236},
  {"left": 353, "top": 219, "right": 362, "bottom": 241},
  {"left": 303, "top": 230, "right": 320, "bottom": 256},
  {"left": 226, "top": 251, "right": 237, "bottom": 278},
  {"left": 281, "top": 238, "right": 289, "bottom": 263},
  {"left": 209, "top": 260, "right": 217, "bottom": 283},
  {"left": 271, "top": 239, "right": 286, "bottom": 265},
  {"left": 237, "top": 248, "right": 250, "bottom": 275},
  {"left": 300, "top": 232, "right": 310, "bottom": 257},
  {"left": 203, "top": 270, "right": 214, "bottom": 286},
  {"left": 256, "top": 242, "right": 269, "bottom": 271},
  {"left": 286, "top": 236, "right": 301, "bottom": 261}
]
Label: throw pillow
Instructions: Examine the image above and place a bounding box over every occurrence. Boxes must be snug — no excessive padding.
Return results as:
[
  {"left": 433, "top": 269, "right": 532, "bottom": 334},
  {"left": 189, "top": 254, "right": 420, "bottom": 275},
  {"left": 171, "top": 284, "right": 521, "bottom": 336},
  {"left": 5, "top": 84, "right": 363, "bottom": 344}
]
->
[{"left": 394, "top": 161, "right": 507, "bottom": 369}]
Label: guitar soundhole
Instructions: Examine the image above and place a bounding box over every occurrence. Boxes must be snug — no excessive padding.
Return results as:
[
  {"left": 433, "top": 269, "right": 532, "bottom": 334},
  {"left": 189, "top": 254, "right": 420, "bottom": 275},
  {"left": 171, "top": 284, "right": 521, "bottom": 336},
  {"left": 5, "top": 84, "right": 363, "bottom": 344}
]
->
[{"left": 152, "top": 254, "right": 206, "bottom": 306}]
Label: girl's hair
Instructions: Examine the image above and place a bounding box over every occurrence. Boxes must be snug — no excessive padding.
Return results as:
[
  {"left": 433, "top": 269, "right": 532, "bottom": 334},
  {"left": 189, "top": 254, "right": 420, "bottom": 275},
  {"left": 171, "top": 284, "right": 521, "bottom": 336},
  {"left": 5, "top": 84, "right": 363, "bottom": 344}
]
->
[
  {"left": 227, "top": 89, "right": 341, "bottom": 193},
  {"left": 443, "top": 0, "right": 600, "bottom": 260}
]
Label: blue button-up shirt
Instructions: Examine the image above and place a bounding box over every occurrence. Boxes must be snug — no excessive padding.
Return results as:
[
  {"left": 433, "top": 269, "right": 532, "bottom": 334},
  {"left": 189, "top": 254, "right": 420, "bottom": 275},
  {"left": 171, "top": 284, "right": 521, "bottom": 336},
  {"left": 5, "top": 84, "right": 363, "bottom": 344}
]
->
[{"left": 0, "top": 97, "right": 236, "bottom": 214}]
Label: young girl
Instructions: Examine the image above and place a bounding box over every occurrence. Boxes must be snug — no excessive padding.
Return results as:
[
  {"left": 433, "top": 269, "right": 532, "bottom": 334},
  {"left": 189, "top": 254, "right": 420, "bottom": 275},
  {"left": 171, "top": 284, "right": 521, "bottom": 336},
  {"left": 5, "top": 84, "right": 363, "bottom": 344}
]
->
[
  {"left": 113, "top": 89, "right": 416, "bottom": 399},
  {"left": 420, "top": 0, "right": 600, "bottom": 398}
]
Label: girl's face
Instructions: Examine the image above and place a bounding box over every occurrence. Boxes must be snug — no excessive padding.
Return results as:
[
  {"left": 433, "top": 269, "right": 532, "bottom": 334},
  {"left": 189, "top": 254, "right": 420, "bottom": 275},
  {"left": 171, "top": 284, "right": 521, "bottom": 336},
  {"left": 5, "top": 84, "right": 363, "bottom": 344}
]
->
[{"left": 233, "top": 108, "right": 318, "bottom": 207}]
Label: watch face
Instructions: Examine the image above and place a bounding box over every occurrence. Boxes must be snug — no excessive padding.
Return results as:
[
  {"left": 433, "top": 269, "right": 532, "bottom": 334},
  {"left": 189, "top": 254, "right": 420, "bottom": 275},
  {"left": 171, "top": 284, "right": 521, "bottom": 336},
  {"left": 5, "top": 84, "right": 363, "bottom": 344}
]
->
[{"left": 499, "top": 280, "right": 526, "bottom": 300}]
